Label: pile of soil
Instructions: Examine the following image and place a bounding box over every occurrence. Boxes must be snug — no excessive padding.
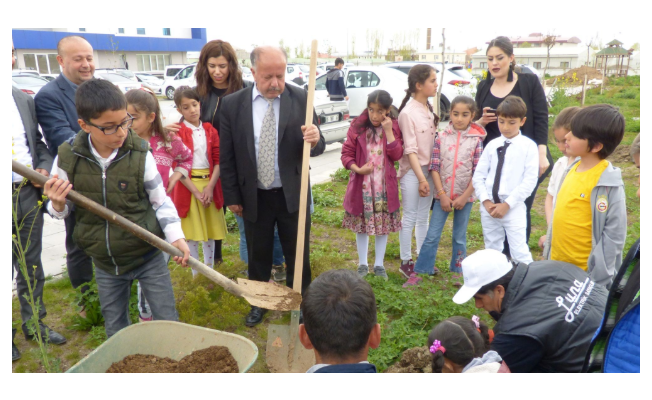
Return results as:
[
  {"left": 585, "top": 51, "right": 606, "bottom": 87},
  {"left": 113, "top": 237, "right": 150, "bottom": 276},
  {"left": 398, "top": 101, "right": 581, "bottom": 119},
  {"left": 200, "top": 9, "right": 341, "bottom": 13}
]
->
[
  {"left": 106, "top": 346, "right": 239, "bottom": 373},
  {"left": 384, "top": 346, "right": 432, "bottom": 373},
  {"left": 546, "top": 66, "right": 606, "bottom": 85},
  {"left": 607, "top": 145, "right": 632, "bottom": 164}
]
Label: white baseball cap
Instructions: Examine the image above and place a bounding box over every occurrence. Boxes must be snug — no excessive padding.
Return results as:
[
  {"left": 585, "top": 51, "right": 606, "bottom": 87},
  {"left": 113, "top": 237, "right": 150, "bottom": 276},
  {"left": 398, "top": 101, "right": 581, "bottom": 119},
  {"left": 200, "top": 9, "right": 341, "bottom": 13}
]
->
[{"left": 452, "top": 249, "right": 514, "bottom": 304}]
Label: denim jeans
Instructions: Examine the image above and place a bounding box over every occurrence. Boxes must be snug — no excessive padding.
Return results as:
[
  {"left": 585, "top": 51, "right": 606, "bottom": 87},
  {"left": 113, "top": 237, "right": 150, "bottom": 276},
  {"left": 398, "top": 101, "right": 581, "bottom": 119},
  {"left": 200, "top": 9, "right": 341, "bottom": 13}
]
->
[
  {"left": 414, "top": 200, "right": 473, "bottom": 274},
  {"left": 235, "top": 215, "right": 285, "bottom": 265},
  {"left": 95, "top": 252, "right": 178, "bottom": 338}
]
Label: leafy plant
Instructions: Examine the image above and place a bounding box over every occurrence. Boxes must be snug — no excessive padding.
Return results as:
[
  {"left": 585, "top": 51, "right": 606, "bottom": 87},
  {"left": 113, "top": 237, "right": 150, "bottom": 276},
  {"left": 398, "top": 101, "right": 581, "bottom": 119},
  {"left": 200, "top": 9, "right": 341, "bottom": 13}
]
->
[{"left": 12, "top": 182, "right": 61, "bottom": 372}]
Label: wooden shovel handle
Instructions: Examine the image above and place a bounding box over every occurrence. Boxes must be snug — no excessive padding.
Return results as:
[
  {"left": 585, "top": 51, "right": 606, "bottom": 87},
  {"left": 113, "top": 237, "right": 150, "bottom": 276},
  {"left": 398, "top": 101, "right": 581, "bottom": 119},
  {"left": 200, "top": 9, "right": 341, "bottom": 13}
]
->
[
  {"left": 12, "top": 160, "right": 247, "bottom": 299},
  {"left": 293, "top": 40, "right": 318, "bottom": 298}
]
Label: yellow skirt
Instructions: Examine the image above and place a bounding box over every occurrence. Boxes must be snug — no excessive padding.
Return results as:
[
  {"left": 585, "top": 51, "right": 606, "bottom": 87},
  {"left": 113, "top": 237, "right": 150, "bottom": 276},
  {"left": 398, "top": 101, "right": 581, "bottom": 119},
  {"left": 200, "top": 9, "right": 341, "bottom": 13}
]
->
[{"left": 180, "top": 169, "right": 227, "bottom": 242}]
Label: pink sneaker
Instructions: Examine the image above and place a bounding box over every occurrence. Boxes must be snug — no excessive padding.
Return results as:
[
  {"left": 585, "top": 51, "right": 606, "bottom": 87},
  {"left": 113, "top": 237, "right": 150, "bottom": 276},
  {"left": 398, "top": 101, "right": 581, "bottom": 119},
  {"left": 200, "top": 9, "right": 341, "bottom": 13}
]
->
[
  {"left": 139, "top": 314, "right": 153, "bottom": 322},
  {"left": 402, "top": 273, "right": 423, "bottom": 288}
]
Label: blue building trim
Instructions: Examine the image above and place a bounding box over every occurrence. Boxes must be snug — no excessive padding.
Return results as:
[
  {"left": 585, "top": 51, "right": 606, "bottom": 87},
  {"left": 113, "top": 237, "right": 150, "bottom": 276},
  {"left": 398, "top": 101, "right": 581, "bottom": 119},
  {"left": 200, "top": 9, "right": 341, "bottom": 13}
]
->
[{"left": 12, "top": 29, "right": 207, "bottom": 52}]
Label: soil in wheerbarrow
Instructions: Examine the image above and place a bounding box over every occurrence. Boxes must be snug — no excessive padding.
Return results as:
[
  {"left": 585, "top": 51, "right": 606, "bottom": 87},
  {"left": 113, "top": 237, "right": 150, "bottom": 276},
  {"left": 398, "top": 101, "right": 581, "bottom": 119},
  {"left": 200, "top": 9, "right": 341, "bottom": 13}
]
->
[
  {"left": 106, "top": 346, "right": 239, "bottom": 373},
  {"left": 384, "top": 346, "right": 433, "bottom": 373}
]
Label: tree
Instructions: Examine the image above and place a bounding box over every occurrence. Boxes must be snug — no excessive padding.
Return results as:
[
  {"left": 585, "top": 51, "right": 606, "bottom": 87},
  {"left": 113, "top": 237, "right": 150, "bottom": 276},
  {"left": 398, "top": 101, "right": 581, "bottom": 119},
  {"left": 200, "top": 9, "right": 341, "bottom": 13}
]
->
[
  {"left": 350, "top": 35, "right": 356, "bottom": 59},
  {"left": 521, "top": 41, "right": 532, "bottom": 48},
  {"left": 279, "top": 40, "right": 290, "bottom": 59},
  {"left": 296, "top": 41, "right": 305, "bottom": 59},
  {"left": 584, "top": 34, "right": 595, "bottom": 67},
  {"left": 631, "top": 42, "right": 640, "bottom": 51},
  {"left": 542, "top": 33, "right": 557, "bottom": 87}
]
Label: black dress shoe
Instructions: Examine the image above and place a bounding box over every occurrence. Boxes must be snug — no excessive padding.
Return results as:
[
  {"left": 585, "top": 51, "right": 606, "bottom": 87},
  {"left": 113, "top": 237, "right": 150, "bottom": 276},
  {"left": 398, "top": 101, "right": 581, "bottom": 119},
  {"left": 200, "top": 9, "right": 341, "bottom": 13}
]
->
[
  {"left": 245, "top": 306, "right": 268, "bottom": 327},
  {"left": 23, "top": 324, "right": 67, "bottom": 345},
  {"left": 12, "top": 329, "right": 21, "bottom": 361}
]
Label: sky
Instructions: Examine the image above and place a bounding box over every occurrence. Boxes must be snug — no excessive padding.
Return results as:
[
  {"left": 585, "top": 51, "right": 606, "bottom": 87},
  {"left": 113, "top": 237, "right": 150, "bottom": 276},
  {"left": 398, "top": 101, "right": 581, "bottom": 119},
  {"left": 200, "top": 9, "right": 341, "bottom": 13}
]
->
[{"left": 206, "top": 26, "right": 640, "bottom": 57}]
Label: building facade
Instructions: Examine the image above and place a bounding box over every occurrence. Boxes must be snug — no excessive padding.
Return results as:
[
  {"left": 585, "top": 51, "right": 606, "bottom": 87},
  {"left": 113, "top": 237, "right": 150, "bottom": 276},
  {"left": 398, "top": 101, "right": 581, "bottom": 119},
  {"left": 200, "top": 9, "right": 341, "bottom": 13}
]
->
[
  {"left": 416, "top": 47, "right": 466, "bottom": 64},
  {"left": 471, "top": 45, "right": 596, "bottom": 77},
  {"left": 12, "top": 28, "right": 207, "bottom": 76}
]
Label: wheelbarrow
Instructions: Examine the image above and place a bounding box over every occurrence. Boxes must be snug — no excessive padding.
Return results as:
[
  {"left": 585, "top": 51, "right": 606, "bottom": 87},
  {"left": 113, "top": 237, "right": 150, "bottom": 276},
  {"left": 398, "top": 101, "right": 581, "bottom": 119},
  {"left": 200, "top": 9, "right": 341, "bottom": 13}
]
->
[{"left": 66, "top": 321, "right": 258, "bottom": 373}]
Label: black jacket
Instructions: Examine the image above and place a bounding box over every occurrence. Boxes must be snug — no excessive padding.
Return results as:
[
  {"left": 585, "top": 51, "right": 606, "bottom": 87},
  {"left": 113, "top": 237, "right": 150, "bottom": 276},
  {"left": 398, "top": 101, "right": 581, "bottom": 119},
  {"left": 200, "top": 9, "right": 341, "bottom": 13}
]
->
[
  {"left": 492, "top": 260, "right": 608, "bottom": 373},
  {"left": 219, "top": 83, "right": 326, "bottom": 222},
  {"left": 475, "top": 72, "right": 549, "bottom": 146},
  {"left": 200, "top": 80, "right": 253, "bottom": 131}
]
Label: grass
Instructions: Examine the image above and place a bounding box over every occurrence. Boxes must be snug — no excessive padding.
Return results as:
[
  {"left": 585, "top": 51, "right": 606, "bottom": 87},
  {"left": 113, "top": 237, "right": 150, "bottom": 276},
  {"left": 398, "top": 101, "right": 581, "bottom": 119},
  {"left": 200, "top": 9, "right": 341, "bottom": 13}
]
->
[{"left": 12, "top": 78, "right": 640, "bottom": 373}]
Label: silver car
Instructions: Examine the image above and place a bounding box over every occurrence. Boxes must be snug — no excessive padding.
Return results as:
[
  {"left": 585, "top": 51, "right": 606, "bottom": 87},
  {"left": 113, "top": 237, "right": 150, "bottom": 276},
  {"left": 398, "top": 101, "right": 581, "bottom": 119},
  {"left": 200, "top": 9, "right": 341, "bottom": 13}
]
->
[
  {"left": 135, "top": 73, "right": 164, "bottom": 95},
  {"left": 12, "top": 74, "right": 50, "bottom": 97},
  {"left": 94, "top": 73, "right": 142, "bottom": 94}
]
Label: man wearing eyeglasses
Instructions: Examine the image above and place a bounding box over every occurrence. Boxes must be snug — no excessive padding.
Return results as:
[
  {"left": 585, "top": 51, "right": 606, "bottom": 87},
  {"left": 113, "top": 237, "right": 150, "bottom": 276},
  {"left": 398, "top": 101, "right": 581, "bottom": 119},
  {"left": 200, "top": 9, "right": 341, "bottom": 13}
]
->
[
  {"left": 12, "top": 43, "right": 66, "bottom": 362},
  {"left": 34, "top": 35, "right": 96, "bottom": 307}
]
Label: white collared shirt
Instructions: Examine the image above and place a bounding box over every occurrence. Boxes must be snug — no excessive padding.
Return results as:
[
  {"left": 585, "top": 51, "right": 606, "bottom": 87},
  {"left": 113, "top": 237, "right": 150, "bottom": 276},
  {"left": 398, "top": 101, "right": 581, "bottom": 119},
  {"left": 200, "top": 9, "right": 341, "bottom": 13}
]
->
[
  {"left": 252, "top": 84, "right": 282, "bottom": 189},
  {"left": 11, "top": 94, "right": 33, "bottom": 183},
  {"left": 472, "top": 131, "right": 539, "bottom": 207},
  {"left": 183, "top": 120, "right": 210, "bottom": 170}
]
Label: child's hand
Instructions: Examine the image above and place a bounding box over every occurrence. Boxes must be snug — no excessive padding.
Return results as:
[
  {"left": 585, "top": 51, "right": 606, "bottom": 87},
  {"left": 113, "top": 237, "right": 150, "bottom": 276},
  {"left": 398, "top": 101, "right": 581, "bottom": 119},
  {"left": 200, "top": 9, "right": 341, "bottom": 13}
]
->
[
  {"left": 418, "top": 180, "right": 430, "bottom": 197},
  {"left": 171, "top": 238, "right": 190, "bottom": 267},
  {"left": 452, "top": 195, "right": 468, "bottom": 210},
  {"left": 381, "top": 116, "right": 393, "bottom": 133},
  {"left": 202, "top": 185, "right": 214, "bottom": 207},
  {"left": 439, "top": 194, "right": 453, "bottom": 212},
  {"left": 483, "top": 200, "right": 496, "bottom": 214},
  {"left": 356, "top": 162, "right": 374, "bottom": 175},
  {"left": 43, "top": 174, "right": 72, "bottom": 212},
  {"left": 538, "top": 234, "right": 547, "bottom": 250},
  {"left": 490, "top": 203, "right": 510, "bottom": 219},
  {"left": 167, "top": 176, "right": 181, "bottom": 195},
  {"left": 193, "top": 190, "right": 206, "bottom": 204}
]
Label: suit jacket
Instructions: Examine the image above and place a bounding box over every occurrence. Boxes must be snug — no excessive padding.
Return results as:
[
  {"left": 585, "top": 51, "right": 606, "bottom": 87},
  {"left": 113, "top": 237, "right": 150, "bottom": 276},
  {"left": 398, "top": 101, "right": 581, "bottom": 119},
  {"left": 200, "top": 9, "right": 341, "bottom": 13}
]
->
[
  {"left": 34, "top": 74, "right": 81, "bottom": 157},
  {"left": 219, "top": 83, "right": 326, "bottom": 222},
  {"left": 12, "top": 86, "right": 54, "bottom": 173}
]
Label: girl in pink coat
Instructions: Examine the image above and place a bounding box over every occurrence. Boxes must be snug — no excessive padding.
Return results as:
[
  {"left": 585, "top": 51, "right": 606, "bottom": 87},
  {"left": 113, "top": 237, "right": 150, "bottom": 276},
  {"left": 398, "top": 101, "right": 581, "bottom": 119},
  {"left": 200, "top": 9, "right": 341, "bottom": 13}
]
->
[
  {"left": 341, "top": 90, "right": 403, "bottom": 280},
  {"left": 410, "top": 96, "right": 485, "bottom": 285}
]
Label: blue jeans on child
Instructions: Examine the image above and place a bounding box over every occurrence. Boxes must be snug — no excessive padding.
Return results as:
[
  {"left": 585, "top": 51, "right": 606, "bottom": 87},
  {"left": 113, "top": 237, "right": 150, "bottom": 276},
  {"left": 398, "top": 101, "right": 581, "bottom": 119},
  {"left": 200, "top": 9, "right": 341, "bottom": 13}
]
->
[
  {"left": 95, "top": 252, "right": 178, "bottom": 338},
  {"left": 414, "top": 200, "right": 473, "bottom": 274}
]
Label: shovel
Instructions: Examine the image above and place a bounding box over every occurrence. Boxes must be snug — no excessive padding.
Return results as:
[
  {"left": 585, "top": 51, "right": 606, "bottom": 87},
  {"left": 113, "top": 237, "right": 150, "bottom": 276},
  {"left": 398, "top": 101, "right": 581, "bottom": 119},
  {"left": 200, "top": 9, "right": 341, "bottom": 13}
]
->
[
  {"left": 12, "top": 160, "right": 302, "bottom": 312},
  {"left": 265, "top": 40, "right": 319, "bottom": 373}
]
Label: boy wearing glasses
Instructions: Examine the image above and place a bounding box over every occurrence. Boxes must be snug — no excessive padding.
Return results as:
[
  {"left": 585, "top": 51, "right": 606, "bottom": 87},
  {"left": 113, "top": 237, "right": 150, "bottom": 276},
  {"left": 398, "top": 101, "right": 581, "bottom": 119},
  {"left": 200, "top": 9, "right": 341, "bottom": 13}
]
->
[{"left": 43, "top": 79, "right": 190, "bottom": 338}]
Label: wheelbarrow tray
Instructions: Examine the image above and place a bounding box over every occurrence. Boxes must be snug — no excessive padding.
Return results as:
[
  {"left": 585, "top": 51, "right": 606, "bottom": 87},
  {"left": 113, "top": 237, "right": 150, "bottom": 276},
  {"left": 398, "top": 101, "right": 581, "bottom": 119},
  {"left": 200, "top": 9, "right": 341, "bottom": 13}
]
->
[{"left": 66, "top": 321, "right": 258, "bottom": 373}]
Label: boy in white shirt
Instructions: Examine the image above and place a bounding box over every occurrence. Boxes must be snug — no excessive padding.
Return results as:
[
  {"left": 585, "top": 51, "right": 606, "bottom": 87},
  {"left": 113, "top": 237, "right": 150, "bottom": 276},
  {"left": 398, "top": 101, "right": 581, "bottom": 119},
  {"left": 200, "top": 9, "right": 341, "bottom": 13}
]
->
[
  {"left": 538, "top": 106, "right": 581, "bottom": 249},
  {"left": 472, "top": 96, "right": 538, "bottom": 263}
]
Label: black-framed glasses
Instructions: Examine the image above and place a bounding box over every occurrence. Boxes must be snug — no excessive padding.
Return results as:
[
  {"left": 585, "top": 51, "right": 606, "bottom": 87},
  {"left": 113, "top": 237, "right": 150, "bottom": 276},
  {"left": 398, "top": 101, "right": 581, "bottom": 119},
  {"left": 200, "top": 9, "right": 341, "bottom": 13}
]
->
[{"left": 85, "top": 113, "right": 134, "bottom": 135}]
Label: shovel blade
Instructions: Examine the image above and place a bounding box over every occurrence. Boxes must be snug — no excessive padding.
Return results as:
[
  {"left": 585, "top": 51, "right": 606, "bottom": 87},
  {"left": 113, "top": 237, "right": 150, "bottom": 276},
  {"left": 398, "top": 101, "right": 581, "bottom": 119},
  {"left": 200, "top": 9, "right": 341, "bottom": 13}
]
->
[
  {"left": 266, "top": 324, "right": 315, "bottom": 373},
  {"left": 236, "top": 278, "right": 302, "bottom": 312}
]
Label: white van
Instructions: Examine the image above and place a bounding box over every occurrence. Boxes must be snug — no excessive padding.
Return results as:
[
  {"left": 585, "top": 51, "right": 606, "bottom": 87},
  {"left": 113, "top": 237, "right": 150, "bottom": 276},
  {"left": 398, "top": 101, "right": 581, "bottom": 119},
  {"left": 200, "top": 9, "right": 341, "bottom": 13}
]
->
[{"left": 162, "top": 64, "right": 196, "bottom": 100}]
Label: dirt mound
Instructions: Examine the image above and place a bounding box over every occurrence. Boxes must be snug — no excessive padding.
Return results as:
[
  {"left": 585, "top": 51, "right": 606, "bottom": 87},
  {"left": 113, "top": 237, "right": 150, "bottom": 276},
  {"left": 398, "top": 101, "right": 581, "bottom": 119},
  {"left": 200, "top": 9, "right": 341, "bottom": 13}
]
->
[
  {"left": 607, "top": 145, "right": 632, "bottom": 165},
  {"left": 385, "top": 346, "right": 432, "bottom": 373},
  {"left": 107, "top": 346, "right": 239, "bottom": 373},
  {"left": 546, "top": 66, "right": 606, "bottom": 85}
]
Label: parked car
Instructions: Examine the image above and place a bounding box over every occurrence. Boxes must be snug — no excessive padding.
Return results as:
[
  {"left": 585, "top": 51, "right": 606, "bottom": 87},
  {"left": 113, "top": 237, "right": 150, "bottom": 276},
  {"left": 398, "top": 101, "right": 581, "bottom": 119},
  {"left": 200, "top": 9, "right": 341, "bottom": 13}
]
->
[
  {"left": 12, "top": 69, "right": 41, "bottom": 77},
  {"left": 517, "top": 64, "right": 544, "bottom": 83},
  {"left": 95, "top": 68, "right": 138, "bottom": 82},
  {"left": 94, "top": 72, "right": 142, "bottom": 94},
  {"left": 285, "top": 64, "right": 306, "bottom": 85},
  {"left": 382, "top": 61, "right": 475, "bottom": 120},
  {"left": 135, "top": 73, "right": 164, "bottom": 95},
  {"left": 321, "top": 62, "right": 354, "bottom": 72},
  {"left": 161, "top": 64, "right": 196, "bottom": 100},
  {"left": 240, "top": 65, "right": 253, "bottom": 80},
  {"left": 164, "top": 64, "right": 189, "bottom": 80},
  {"left": 432, "top": 63, "right": 478, "bottom": 88},
  {"left": 40, "top": 74, "right": 58, "bottom": 82},
  {"left": 12, "top": 74, "right": 50, "bottom": 97}
]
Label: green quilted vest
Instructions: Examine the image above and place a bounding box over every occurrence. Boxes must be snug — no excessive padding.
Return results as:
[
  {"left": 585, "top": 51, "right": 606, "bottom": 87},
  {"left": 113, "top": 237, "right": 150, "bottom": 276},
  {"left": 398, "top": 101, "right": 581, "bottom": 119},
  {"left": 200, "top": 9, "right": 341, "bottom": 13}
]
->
[{"left": 57, "top": 130, "right": 164, "bottom": 275}]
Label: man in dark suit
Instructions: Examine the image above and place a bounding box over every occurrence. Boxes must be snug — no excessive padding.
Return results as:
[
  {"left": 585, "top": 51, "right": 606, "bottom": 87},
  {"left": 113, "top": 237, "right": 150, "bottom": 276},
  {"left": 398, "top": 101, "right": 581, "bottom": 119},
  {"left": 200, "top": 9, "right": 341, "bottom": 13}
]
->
[
  {"left": 12, "top": 44, "right": 66, "bottom": 361},
  {"left": 34, "top": 36, "right": 94, "bottom": 300},
  {"left": 220, "top": 46, "right": 326, "bottom": 327}
]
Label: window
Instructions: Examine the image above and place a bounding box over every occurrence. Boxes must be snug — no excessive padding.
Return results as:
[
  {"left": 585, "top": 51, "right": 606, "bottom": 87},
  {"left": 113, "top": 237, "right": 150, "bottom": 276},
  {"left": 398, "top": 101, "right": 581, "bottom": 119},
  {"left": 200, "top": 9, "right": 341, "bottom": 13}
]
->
[
  {"left": 480, "top": 62, "right": 487, "bottom": 69},
  {"left": 287, "top": 66, "right": 294, "bottom": 73},
  {"left": 421, "top": 55, "right": 426, "bottom": 60},
  {"left": 163, "top": 28, "right": 171, "bottom": 36},
  {"left": 314, "top": 74, "right": 327, "bottom": 90},
  {"left": 137, "top": 28, "right": 146, "bottom": 35},
  {"left": 136, "top": 54, "right": 171, "bottom": 72},
  {"left": 560, "top": 61, "right": 570, "bottom": 68},
  {"left": 176, "top": 66, "right": 194, "bottom": 80},
  {"left": 79, "top": 28, "right": 86, "bottom": 32},
  {"left": 118, "top": 28, "right": 125, "bottom": 34},
  {"left": 346, "top": 71, "right": 380, "bottom": 88},
  {"left": 533, "top": 62, "right": 542, "bottom": 69},
  {"left": 22, "top": 53, "right": 61, "bottom": 74}
]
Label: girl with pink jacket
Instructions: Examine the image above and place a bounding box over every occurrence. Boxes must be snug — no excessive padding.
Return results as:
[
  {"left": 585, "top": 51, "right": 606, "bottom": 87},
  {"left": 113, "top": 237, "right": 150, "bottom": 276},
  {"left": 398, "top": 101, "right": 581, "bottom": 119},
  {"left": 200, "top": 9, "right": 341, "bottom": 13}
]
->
[
  {"left": 411, "top": 96, "right": 486, "bottom": 283},
  {"left": 341, "top": 90, "right": 403, "bottom": 280}
]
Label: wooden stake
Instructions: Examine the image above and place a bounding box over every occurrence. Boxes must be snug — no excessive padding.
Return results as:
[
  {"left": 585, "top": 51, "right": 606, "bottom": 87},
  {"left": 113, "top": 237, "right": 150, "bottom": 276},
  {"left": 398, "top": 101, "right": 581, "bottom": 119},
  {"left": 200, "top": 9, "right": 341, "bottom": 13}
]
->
[
  {"left": 581, "top": 74, "right": 587, "bottom": 106},
  {"left": 437, "top": 28, "right": 445, "bottom": 118}
]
